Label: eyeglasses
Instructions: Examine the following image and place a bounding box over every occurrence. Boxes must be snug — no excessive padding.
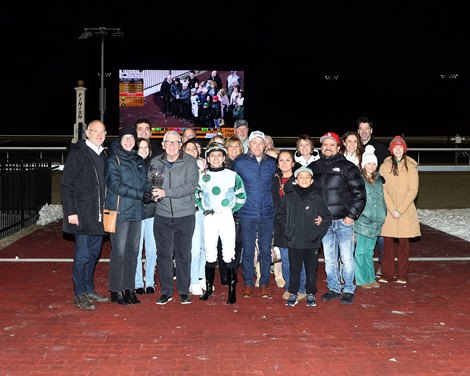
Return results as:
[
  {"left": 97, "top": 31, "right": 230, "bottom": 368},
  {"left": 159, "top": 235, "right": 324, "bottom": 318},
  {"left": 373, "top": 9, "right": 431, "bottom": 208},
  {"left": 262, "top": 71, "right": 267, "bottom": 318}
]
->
[
  {"left": 164, "top": 140, "right": 181, "bottom": 146},
  {"left": 88, "top": 129, "right": 107, "bottom": 135},
  {"left": 122, "top": 136, "right": 135, "bottom": 142}
]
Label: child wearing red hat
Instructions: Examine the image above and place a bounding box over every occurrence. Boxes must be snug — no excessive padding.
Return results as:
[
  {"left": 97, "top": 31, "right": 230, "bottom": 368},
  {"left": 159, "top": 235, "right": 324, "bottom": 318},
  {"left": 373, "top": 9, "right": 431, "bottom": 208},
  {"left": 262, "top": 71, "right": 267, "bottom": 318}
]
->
[{"left": 388, "top": 135, "right": 407, "bottom": 154}]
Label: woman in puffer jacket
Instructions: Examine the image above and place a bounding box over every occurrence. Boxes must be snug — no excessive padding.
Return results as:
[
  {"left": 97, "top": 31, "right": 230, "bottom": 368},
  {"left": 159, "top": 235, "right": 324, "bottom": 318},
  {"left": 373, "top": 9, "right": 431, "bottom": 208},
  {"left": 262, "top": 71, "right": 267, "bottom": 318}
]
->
[{"left": 105, "top": 127, "right": 153, "bottom": 305}]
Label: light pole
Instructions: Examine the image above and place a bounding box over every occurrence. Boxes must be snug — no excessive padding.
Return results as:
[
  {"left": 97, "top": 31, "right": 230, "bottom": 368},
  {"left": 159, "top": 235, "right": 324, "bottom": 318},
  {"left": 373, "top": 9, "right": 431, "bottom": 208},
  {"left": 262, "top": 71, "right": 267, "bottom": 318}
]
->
[{"left": 79, "top": 27, "right": 124, "bottom": 123}]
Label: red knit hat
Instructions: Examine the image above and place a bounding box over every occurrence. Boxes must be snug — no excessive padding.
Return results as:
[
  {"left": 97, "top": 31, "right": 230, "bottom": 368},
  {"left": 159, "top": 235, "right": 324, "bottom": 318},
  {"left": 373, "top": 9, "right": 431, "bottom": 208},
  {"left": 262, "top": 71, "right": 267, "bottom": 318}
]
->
[{"left": 389, "top": 135, "right": 407, "bottom": 153}]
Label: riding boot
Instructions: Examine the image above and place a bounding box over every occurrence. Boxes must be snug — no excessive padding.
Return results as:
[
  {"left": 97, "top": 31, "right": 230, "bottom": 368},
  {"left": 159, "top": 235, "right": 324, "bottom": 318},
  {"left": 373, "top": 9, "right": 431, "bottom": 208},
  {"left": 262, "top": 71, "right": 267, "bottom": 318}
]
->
[
  {"left": 200, "top": 263, "right": 216, "bottom": 301},
  {"left": 219, "top": 260, "right": 229, "bottom": 285},
  {"left": 218, "top": 239, "right": 229, "bottom": 285},
  {"left": 227, "top": 267, "right": 237, "bottom": 304}
]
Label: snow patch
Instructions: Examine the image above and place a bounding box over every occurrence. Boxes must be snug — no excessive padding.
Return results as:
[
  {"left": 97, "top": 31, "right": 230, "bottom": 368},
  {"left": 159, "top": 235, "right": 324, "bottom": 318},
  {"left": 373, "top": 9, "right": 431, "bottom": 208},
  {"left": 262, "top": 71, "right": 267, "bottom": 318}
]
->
[{"left": 36, "top": 204, "right": 63, "bottom": 226}]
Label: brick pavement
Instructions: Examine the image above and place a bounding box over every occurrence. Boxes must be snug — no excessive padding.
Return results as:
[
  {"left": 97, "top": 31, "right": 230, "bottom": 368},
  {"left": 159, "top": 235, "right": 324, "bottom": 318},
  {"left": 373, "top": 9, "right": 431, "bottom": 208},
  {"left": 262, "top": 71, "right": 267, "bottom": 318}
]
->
[{"left": 0, "top": 222, "right": 469, "bottom": 375}]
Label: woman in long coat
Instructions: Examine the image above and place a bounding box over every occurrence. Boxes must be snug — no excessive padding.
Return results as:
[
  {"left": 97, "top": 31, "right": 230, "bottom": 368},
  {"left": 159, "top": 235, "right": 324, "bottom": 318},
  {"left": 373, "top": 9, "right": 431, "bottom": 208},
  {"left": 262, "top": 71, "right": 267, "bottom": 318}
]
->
[{"left": 379, "top": 136, "right": 421, "bottom": 284}]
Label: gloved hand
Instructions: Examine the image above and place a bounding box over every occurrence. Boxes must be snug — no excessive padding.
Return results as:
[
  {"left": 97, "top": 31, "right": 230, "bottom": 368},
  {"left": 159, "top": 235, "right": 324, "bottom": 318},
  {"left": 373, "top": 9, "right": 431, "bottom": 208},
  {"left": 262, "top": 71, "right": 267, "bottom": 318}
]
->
[
  {"left": 142, "top": 191, "right": 154, "bottom": 204},
  {"left": 203, "top": 209, "right": 215, "bottom": 216}
]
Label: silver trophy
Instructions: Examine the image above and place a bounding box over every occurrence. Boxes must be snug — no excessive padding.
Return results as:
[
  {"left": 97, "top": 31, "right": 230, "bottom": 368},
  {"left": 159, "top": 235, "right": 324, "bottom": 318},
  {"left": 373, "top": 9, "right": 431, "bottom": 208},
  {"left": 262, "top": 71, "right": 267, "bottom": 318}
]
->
[{"left": 148, "top": 165, "right": 165, "bottom": 201}]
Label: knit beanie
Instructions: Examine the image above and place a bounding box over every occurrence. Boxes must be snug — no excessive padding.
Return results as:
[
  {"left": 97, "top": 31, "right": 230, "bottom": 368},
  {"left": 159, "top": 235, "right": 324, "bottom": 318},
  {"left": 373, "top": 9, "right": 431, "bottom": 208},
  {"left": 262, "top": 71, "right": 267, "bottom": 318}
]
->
[
  {"left": 361, "top": 145, "right": 378, "bottom": 168},
  {"left": 119, "top": 126, "right": 137, "bottom": 140},
  {"left": 294, "top": 166, "right": 314, "bottom": 178},
  {"left": 389, "top": 135, "right": 407, "bottom": 154}
]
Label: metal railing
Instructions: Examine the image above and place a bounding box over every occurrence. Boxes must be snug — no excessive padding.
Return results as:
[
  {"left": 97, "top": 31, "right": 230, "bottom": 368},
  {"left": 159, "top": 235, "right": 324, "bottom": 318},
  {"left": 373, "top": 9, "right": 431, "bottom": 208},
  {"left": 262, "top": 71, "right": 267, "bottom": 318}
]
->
[
  {"left": 1, "top": 145, "right": 470, "bottom": 172},
  {"left": 282, "top": 147, "right": 470, "bottom": 171},
  {"left": 407, "top": 148, "right": 470, "bottom": 165},
  {"left": 0, "top": 147, "right": 68, "bottom": 165},
  {"left": 0, "top": 160, "right": 52, "bottom": 239}
]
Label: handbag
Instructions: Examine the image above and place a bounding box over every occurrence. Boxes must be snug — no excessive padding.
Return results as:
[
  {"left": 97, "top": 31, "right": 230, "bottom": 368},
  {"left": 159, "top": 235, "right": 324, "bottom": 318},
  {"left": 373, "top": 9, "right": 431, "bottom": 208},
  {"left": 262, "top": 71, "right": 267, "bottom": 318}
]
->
[
  {"left": 103, "top": 196, "right": 119, "bottom": 233},
  {"left": 103, "top": 155, "right": 120, "bottom": 233}
]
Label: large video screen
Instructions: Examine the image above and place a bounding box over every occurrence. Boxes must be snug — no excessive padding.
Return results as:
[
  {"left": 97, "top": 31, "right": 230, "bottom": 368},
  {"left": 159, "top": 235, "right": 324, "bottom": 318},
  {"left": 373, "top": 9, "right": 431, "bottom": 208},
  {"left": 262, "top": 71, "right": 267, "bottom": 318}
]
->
[{"left": 118, "top": 69, "right": 245, "bottom": 139}]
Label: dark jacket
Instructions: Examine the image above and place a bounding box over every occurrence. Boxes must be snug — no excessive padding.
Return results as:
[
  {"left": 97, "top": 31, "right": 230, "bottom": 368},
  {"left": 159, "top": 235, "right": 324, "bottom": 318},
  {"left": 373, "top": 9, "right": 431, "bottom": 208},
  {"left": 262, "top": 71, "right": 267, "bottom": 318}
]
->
[
  {"left": 277, "top": 185, "right": 332, "bottom": 249},
  {"left": 142, "top": 157, "right": 156, "bottom": 219},
  {"left": 233, "top": 152, "right": 277, "bottom": 219},
  {"left": 104, "top": 141, "right": 149, "bottom": 223},
  {"left": 61, "top": 140, "right": 106, "bottom": 235},
  {"left": 208, "top": 73, "right": 223, "bottom": 91},
  {"left": 225, "top": 157, "right": 236, "bottom": 171},
  {"left": 271, "top": 172, "right": 295, "bottom": 247},
  {"left": 148, "top": 151, "right": 199, "bottom": 218},
  {"left": 311, "top": 153, "right": 366, "bottom": 220},
  {"left": 210, "top": 100, "right": 222, "bottom": 119},
  {"left": 160, "top": 79, "right": 172, "bottom": 101},
  {"left": 170, "top": 82, "right": 182, "bottom": 100},
  {"left": 149, "top": 139, "right": 164, "bottom": 157}
]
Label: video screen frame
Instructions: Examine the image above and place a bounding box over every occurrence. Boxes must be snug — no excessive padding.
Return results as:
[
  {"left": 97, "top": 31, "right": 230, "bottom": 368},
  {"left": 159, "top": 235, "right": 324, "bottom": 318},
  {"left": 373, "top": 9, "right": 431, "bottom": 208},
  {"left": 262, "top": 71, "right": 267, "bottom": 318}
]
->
[{"left": 119, "top": 69, "right": 244, "bottom": 139}]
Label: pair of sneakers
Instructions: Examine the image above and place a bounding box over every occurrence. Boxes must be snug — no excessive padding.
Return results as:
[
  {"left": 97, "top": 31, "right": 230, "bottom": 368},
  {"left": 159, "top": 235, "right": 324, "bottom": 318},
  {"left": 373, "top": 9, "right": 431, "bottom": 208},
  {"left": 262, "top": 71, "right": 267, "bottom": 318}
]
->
[
  {"left": 286, "top": 293, "right": 316, "bottom": 307},
  {"left": 156, "top": 294, "right": 191, "bottom": 305}
]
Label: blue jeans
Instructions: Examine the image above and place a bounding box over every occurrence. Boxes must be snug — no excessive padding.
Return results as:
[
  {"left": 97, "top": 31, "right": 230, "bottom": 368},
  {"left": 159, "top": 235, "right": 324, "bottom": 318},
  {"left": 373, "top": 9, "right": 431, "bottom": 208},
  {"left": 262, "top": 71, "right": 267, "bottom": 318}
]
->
[
  {"left": 190, "top": 209, "right": 205, "bottom": 285},
  {"left": 135, "top": 217, "right": 157, "bottom": 289},
  {"left": 73, "top": 234, "right": 103, "bottom": 297},
  {"left": 280, "top": 247, "right": 306, "bottom": 294},
  {"left": 240, "top": 217, "right": 274, "bottom": 287},
  {"left": 322, "top": 219, "right": 356, "bottom": 294}
]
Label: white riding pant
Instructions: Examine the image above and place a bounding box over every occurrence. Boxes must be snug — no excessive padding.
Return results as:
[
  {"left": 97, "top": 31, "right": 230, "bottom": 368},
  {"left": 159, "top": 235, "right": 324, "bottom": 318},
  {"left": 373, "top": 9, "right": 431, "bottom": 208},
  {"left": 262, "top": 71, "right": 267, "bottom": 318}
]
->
[{"left": 203, "top": 210, "right": 236, "bottom": 264}]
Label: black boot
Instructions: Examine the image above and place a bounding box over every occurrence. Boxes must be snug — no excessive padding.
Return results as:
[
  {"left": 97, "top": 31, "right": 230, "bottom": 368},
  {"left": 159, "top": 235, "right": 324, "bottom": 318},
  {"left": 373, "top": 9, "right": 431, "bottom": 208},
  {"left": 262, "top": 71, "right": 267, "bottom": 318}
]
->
[
  {"left": 124, "top": 289, "right": 141, "bottom": 304},
  {"left": 111, "top": 291, "right": 129, "bottom": 305},
  {"left": 111, "top": 291, "right": 118, "bottom": 302},
  {"left": 200, "top": 263, "right": 216, "bottom": 301},
  {"left": 218, "top": 240, "right": 229, "bottom": 285},
  {"left": 227, "top": 267, "right": 237, "bottom": 304},
  {"left": 219, "top": 261, "right": 229, "bottom": 285}
]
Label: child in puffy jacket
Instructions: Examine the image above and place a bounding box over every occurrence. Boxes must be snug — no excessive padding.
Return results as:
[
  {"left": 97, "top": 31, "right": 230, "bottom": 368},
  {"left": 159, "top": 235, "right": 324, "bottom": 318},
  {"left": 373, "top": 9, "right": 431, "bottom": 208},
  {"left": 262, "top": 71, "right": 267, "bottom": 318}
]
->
[{"left": 277, "top": 166, "right": 332, "bottom": 307}]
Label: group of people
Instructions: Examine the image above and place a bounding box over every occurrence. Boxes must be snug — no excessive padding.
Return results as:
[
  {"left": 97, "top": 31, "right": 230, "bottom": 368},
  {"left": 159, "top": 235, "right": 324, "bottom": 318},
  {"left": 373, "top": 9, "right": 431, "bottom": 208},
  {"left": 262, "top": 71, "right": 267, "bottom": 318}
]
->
[
  {"left": 61, "top": 115, "right": 421, "bottom": 311},
  {"left": 158, "top": 70, "right": 244, "bottom": 127}
]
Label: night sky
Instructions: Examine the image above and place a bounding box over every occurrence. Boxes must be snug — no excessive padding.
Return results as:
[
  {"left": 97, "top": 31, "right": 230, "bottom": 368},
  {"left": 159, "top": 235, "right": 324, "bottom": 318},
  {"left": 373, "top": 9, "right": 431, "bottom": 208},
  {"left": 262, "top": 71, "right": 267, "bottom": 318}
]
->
[{"left": 2, "top": 1, "right": 470, "bottom": 138}]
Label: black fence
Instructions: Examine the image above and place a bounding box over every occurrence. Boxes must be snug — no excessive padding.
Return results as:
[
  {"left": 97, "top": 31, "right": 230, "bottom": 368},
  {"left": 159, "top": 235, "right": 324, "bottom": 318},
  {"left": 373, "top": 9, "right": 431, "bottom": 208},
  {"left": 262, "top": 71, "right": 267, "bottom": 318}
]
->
[{"left": 0, "top": 160, "right": 52, "bottom": 240}]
